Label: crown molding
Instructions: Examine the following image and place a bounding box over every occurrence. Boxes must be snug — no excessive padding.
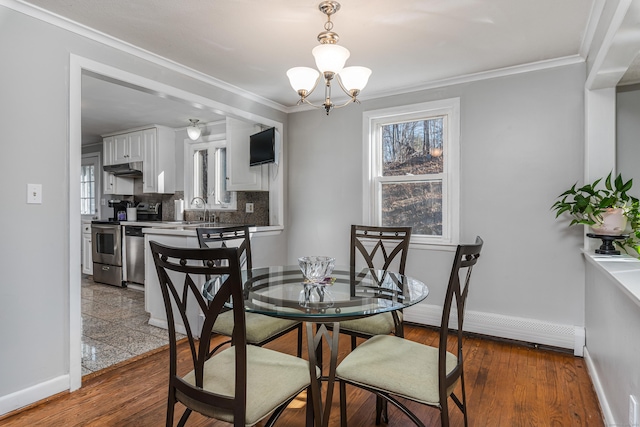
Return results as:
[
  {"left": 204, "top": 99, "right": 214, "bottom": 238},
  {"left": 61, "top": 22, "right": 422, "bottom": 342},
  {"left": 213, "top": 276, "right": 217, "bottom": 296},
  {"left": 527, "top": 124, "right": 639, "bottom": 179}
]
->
[
  {"left": 4, "top": 0, "right": 587, "bottom": 116},
  {"left": 285, "top": 55, "right": 586, "bottom": 114},
  {"left": 2, "top": 0, "right": 289, "bottom": 113},
  {"left": 365, "top": 55, "right": 586, "bottom": 101}
]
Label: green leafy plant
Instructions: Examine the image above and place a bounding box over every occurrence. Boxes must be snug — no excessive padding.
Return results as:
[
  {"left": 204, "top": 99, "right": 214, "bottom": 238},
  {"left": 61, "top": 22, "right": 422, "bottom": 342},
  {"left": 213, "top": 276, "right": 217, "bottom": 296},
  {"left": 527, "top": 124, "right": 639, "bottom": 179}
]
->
[
  {"left": 619, "top": 200, "right": 640, "bottom": 255},
  {"left": 551, "top": 172, "right": 637, "bottom": 226}
]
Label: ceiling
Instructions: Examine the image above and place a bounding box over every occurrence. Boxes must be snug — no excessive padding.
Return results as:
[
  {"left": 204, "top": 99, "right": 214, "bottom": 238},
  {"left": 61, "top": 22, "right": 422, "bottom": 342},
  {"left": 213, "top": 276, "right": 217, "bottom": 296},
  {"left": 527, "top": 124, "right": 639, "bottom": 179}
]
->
[{"left": 19, "top": 0, "right": 602, "bottom": 144}]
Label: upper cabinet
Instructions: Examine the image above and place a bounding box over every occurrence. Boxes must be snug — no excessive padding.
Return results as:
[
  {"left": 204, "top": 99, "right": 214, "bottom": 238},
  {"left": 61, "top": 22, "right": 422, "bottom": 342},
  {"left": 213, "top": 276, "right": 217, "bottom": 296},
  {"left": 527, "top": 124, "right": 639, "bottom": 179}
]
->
[
  {"left": 113, "top": 131, "right": 144, "bottom": 163},
  {"left": 226, "top": 117, "right": 269, "bottom": 191},
  {"left": 142, "top": 126, "right": 175, "bottom": 194},
  {"left": 103, "top": 135, "right": 134, "bottom": 195},
  {"left": 103, "top": 126, "right": 175, "bottom": 194}
]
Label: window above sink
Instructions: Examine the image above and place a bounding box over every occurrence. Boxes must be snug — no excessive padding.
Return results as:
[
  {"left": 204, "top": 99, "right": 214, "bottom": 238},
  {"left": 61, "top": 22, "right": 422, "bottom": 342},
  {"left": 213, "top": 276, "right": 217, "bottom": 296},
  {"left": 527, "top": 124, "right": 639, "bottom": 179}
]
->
[{"left": 184, "top": 132, "right": 237, "bottom": 212}]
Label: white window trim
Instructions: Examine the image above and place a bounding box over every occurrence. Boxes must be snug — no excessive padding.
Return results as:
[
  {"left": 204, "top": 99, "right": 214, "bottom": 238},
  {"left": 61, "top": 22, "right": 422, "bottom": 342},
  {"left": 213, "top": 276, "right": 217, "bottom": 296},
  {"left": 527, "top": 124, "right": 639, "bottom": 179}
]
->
[
  {"left": 362, "top": 98, "right": 460, "bottom": 246},
  {"left": 81, "top": 152, "right": 101, "bottom": 220},
  {"left": 184, "top": 133, "right": 237, "bottom": 211}
]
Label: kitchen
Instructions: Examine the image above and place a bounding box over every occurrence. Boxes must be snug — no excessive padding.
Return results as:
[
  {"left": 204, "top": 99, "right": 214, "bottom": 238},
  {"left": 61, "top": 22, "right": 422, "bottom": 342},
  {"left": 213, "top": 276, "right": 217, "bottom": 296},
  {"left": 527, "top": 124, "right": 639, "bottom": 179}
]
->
[{"left": 80, "top": 72, "right": 282, "bottom": 374}]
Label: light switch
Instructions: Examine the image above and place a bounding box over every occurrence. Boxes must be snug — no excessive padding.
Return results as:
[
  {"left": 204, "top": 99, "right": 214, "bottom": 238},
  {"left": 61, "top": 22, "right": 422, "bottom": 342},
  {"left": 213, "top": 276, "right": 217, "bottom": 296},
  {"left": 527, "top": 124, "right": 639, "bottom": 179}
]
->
[{"left": 27, "top": 184, "right": 42, "bottom": 204}]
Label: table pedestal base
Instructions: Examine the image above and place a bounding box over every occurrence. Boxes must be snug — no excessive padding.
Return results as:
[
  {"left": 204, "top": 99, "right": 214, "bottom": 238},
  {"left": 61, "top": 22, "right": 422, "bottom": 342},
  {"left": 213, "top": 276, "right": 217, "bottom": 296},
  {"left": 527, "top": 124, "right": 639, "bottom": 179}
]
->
[{"left": 306, "top": 322, "right": 340, "bottom": 427}]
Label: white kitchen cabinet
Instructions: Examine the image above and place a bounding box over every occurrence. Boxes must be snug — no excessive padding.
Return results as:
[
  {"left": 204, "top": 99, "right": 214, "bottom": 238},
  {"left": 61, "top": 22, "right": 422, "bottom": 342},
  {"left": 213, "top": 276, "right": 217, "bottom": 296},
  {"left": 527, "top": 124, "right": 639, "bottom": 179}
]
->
[
  {"left": 114, "top": 131, "right": 143, "bottom": 163},
  {"left": 81, "top": 222, "right": 93, "bottom": 275},
  {"left": 142, "top": 126, "right": 175, "bottom": 194},
  {"left": 103, "top": 126, "right": 174, "bottom": 194},
  {"left": 103, "top": 136, "right": 115, "bottom": 166},
  {"left": 226, "top": 117, "right": 269, "bottom": 191},
  {"left": 103, "top": 170, "right": 134, "bottom": 195},
  {"left": 104, "top": 136, "right": 134, "bottom": 193}
]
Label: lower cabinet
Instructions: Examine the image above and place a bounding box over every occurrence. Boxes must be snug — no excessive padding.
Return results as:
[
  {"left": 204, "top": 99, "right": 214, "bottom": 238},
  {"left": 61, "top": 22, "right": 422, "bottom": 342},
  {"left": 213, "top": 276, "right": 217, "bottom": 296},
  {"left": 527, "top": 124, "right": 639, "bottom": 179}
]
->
[{"left": 82, "top": 222, "right": 93, "bottom": 275}]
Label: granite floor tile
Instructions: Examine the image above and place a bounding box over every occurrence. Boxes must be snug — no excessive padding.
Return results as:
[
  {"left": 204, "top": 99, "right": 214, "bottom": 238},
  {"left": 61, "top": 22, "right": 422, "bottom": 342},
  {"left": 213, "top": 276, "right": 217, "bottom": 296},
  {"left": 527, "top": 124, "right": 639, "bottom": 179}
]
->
[
  {"left": 81, "top": 275, "right": 168, "bottom": 375},
  {"left": 98, "top": 328, "right": 168, "bottom": 355},
  {"left": 81, "top": 336, "right": 135, "bottom": 372}
]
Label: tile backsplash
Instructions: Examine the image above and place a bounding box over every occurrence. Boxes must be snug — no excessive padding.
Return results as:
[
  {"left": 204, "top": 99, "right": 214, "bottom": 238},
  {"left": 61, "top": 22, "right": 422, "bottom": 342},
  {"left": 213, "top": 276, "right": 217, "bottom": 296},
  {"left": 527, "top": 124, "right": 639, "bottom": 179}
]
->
[{"left": 134, "top": 185, "right": 269, "bottom": 226}]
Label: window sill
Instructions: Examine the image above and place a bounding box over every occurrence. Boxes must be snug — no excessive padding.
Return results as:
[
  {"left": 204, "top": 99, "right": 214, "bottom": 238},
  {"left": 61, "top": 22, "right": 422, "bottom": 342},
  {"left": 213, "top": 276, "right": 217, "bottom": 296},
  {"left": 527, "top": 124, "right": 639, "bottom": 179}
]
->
[{"left": 583, "top": 251, "right": 640, "bottom": 308}]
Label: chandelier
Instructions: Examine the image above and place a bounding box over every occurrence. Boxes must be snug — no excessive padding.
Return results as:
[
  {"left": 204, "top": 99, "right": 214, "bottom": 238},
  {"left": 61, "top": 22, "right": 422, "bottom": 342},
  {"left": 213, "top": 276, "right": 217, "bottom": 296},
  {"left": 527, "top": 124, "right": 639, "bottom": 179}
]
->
[{"left": 286, "top": 1, "right": 372, "bottom": 115}]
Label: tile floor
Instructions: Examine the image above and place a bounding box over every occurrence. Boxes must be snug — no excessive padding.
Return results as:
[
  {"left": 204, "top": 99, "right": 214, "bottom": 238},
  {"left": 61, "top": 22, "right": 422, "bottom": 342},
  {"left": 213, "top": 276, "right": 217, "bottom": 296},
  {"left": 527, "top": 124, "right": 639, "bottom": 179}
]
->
[{"left": 81, "top": 275, "right": 171, "bottom": 376}]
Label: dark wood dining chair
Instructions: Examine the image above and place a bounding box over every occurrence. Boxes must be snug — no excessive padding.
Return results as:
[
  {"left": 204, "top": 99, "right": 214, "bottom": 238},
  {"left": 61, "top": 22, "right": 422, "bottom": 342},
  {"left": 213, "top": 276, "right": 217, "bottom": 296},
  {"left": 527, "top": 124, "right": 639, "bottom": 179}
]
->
[
  {"left": 149, "top": 241, "right": 313, "bottom": 427},
  {"left": 338, "top": 224, "right": 412, "bottom": 349},
  {"left": 196, "top": 226, "right": 303, "bottom": 357},
  {"left": 336, "top": 236, "right": 484, "bottom": 427}
]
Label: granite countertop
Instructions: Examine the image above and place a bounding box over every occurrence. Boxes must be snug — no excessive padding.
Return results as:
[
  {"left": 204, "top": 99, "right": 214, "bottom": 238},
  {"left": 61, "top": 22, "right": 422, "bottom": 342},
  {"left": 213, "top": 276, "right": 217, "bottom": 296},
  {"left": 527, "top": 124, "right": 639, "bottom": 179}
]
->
[{"left": 140, "top": 222, "right": 283, "bottom": 236}]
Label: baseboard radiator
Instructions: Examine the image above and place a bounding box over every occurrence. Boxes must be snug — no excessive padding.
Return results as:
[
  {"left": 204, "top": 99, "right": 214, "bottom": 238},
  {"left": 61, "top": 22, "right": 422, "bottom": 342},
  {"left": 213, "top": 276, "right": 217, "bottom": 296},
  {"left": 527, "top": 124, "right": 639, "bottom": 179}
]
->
[{"left": 404, "top": 304, "right": 585, "bottom": 356}]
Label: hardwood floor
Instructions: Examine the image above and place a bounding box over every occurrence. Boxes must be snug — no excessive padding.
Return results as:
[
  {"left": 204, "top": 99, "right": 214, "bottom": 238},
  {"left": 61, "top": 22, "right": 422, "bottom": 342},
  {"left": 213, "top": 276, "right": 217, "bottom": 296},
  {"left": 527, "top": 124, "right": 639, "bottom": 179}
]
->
[{"left": 1, "top": 325, "right": 603, "bottom": 426}]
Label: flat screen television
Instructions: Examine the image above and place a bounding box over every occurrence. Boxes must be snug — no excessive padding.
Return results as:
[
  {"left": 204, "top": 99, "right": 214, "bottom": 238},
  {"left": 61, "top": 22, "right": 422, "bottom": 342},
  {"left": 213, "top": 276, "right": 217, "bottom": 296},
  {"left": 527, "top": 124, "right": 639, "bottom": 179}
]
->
[{"left": 249, "top": 127, "right": 276, "bottom": 166}]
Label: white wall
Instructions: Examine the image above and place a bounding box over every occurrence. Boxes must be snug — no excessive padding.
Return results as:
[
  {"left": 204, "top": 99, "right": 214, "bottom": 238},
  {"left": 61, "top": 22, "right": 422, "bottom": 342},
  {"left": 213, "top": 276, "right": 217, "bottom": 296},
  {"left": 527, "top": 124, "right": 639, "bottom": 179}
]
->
[
  {"left": 584, "top": 258, "right": 640, "bottom": 426},
  {"left": 0, "top": 4, "right": 287, "bottom": 414},
  {"left": 287, "top": 63, "right": 587, "bottom": 341}
]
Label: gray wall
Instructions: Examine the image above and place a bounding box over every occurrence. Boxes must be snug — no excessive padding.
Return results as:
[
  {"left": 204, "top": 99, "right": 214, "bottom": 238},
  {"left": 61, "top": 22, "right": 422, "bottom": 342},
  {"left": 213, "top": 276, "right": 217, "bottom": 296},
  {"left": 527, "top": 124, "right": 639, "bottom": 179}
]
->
[
  {"left": 287, "top": 63, "right": 586, "bottom": 326},
  {"left": 0, "top": 0, "right": 589, "bottom": 413},
  {"left": 0, "top": 4, "right": 287, "bottom": 409}
]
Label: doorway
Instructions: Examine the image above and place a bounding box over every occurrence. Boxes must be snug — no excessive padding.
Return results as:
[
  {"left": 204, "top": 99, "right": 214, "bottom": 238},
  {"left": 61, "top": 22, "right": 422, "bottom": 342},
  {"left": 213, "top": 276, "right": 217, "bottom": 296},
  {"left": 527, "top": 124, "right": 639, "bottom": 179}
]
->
[{"left": 70, "top": 54, "right": 284, "bottom": 388}]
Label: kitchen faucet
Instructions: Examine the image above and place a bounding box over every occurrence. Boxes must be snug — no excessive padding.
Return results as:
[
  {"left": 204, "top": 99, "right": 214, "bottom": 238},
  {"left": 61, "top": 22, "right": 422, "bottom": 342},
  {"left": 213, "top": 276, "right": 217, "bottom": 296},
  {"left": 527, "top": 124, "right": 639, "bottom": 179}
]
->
[{"left": 190, "top": 196, "right": 210, "bottom": 223}]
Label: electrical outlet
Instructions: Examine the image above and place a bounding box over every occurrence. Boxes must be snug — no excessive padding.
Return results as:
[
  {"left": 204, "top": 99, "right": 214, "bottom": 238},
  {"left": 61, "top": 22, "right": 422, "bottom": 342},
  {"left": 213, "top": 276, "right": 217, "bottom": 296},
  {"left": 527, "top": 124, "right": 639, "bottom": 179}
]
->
[
  {"left": 246, "top": 203, "right": 254, "bottom": 213},
  {"left": 631, "top": 395, "right": 639, "bottom": 427}
]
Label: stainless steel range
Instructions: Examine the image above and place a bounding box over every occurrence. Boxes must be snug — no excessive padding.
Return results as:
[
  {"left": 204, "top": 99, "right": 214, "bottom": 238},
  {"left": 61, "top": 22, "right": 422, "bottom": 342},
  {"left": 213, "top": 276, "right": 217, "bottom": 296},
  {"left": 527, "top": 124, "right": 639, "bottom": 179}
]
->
[{"left": 91, "top": 201, "right": 162, "bottom": 287}]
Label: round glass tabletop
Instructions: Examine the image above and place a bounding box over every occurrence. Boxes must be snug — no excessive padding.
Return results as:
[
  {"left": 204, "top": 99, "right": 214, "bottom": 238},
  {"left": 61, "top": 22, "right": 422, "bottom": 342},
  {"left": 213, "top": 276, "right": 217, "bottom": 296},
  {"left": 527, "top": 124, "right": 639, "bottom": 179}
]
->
[{"left": 242, "top": 265, "right": 429, "bottom": 321}]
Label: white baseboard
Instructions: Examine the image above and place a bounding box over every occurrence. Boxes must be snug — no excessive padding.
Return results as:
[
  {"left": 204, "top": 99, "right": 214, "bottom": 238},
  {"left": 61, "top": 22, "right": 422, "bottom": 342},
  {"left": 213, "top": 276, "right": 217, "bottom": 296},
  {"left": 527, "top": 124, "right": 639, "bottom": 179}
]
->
[
  {"left": 583, "top": 347, "right": 615, "bottom": 426},
  {"left": 0, "top": 375, "right": 69, "bottom": 416},
  {"left": 148, "top": 315, "right": 188, "bottom": 336},
  {"left": 404, "top": 303, "right": 586, "bottom": 356}
]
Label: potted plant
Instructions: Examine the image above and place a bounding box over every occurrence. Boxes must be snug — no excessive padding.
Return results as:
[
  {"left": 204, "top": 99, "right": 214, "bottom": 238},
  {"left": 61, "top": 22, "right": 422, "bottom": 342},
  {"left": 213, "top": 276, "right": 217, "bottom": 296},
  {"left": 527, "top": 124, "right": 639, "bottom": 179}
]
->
[{"left": 551, "top": 172, "right": 637, "bottom": 238}]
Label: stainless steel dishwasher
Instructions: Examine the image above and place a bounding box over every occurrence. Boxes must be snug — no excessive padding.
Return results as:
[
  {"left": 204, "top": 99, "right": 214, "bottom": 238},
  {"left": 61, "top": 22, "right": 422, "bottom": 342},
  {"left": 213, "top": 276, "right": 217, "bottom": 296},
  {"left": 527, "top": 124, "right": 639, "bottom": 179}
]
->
[{"left": 124, "top": 225, "right": 145, "bottom": 286}]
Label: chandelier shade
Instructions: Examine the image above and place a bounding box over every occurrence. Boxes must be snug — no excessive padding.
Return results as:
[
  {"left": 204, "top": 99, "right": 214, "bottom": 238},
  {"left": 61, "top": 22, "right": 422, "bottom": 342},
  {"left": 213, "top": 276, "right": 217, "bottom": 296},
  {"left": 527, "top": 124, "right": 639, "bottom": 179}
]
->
[
  {"left": 287, "top": 67, "right": 321, "bottom": 93},
  {"left": 186, "top": 119, "right": 202, "bottom": 141},
  {"left": 312, "top": 44, "right": 350, "bottom": 74},
  {"left": 286, "top": 1, "right": 371, "bottom": 115},
  {"left": 338, "top": 66, "right": 372, "bottom": 92}
]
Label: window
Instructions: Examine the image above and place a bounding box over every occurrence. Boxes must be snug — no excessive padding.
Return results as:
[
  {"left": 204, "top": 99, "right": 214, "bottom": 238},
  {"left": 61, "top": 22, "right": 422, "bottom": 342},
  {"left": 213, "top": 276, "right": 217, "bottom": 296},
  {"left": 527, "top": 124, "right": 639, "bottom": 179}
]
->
[
  {"left": 363, "top": 99, "right": 460, "bottom": 245},
  {"left": 185, "top": 135, "right": 236, "bottom": 210},
  {"left": 81, "top": 153, "right": 100, "bottom": 218}
]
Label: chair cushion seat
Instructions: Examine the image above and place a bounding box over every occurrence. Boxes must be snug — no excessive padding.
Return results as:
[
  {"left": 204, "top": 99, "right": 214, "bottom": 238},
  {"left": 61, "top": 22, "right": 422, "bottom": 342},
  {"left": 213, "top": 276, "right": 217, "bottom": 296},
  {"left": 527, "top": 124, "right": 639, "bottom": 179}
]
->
[
  {"left": 336, "top": 334, "right": 458, "bottom": 406},
  {"left": 338, "top": 311, "right": 402, "bottom": 336},
  {"left": 179, "top": 345, "right": 313, "bottom": 426},
  {"left": 212, "top": 310, "right": 299, "bottom": 344}
]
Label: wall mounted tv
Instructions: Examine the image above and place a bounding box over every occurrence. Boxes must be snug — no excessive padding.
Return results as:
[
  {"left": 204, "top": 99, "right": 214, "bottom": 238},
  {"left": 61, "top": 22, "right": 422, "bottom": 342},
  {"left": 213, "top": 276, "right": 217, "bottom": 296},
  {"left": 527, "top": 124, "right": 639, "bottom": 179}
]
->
[{"left": 249, "top": 127, "right": 277, "bottom": 166}]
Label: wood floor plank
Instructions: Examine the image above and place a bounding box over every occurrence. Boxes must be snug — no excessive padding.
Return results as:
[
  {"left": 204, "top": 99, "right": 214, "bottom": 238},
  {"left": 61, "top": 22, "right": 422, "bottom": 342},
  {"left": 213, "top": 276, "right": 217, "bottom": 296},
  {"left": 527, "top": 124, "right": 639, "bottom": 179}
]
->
[{"left": 0, "top": 325, "right": 603, "bottom": 427}]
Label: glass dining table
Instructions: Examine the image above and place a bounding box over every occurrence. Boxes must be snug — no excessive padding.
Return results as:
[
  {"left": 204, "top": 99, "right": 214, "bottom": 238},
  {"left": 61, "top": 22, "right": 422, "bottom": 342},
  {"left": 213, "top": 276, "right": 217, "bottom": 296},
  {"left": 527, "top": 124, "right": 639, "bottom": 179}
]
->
[{"left": 241, "top": 265, "right": 429, "bottom": 427}]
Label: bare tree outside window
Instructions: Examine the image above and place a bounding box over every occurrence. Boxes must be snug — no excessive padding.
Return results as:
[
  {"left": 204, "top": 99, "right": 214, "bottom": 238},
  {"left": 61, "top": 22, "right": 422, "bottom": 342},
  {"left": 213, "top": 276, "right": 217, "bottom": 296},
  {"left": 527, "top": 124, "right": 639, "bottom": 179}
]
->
[{"left": 380, "top": 117, "right": 445, "bottom": 236}]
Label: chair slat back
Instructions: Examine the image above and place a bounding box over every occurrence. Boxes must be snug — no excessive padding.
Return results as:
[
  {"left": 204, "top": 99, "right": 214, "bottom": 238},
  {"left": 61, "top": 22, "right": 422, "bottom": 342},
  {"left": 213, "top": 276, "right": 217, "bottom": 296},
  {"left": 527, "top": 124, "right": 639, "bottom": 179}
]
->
[
  {"left": 438, "top": 236, "right": 483, "bottom": 399},
  {"left": 149, "top": 241, "right": 248, "bottom": 418},
  {"left": 196, "top": 226, "right": 252, "bottom": 270},
  {"left": 350, "top": 225, "right": 412, "bottom": 274}
]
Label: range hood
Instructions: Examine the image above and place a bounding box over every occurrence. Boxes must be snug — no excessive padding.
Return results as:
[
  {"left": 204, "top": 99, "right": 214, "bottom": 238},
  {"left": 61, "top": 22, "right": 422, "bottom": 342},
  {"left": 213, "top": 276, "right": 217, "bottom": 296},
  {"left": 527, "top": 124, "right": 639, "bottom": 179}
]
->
[{"left": 103, "top": 161, "right": 143, "bottom": 177}]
